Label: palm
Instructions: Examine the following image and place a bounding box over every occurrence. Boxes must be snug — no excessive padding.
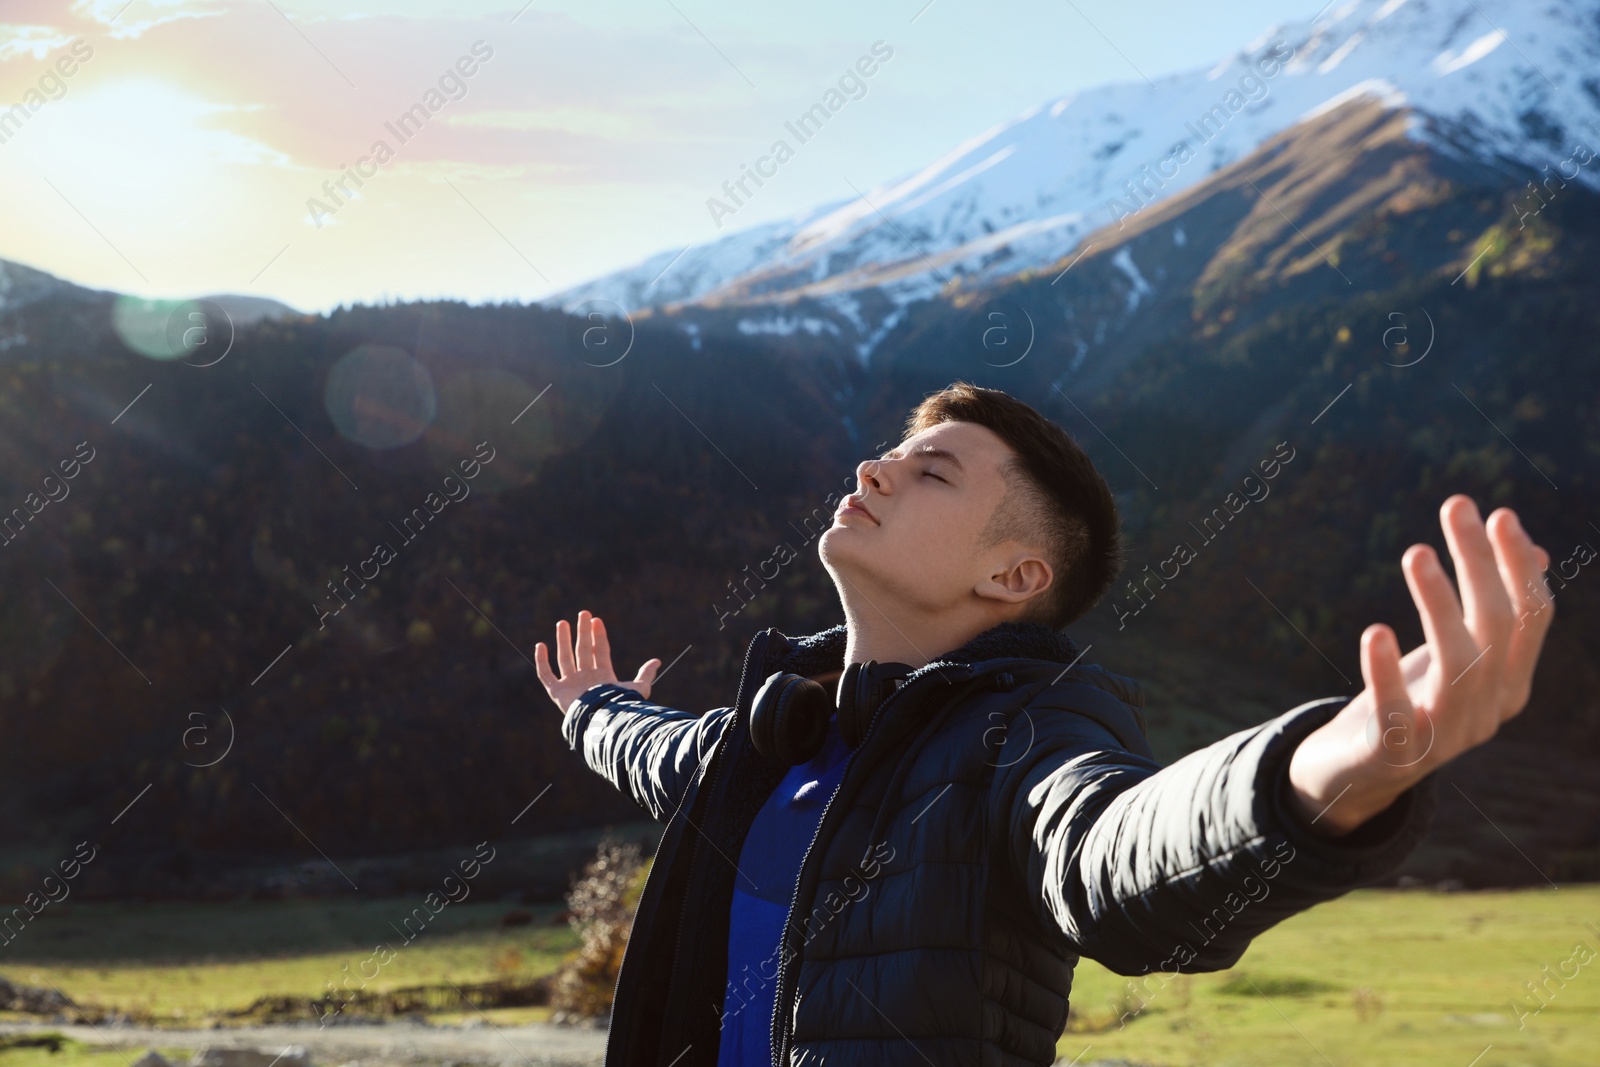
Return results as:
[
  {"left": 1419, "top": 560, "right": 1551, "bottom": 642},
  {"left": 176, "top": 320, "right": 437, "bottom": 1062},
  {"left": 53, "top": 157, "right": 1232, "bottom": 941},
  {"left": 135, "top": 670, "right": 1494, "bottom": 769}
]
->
[
  {"left": 1288, "top": 496, "right": 1555, "bottom": 835},
  {"left": 534, "top": 609, "right": 661, "bottom": 713}
]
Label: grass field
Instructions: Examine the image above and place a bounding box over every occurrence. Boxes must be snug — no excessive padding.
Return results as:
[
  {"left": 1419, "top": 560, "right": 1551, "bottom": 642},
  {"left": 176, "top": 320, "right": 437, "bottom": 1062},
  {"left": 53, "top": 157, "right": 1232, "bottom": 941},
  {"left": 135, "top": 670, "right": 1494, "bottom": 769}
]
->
[
  {"left": 0, "top": 1038, "right": 200, "bottom": 1067},
  {"left": 0, "top": 897, "right": 577, "bottom": 1025},
  {"left": 0, "top": 887, "right": 1595, "bottom": 1066},
  {"left": 1058, "top": 885, "right": 1600, "bottom": 1066}
]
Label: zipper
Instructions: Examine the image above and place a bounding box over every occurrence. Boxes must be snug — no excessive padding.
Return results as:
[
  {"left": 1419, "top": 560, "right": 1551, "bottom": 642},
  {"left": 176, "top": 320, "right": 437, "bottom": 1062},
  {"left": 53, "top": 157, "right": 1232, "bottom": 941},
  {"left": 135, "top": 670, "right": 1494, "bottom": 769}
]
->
[
  {"left": 766, "top": 661, "right": 978, "bottom": 1067},
  {"left": 660, "top": 626, "right": 776, "bottom": 1056},
  {"left": 767, "top": 657, "right": 1073, "bottom": 1064}
]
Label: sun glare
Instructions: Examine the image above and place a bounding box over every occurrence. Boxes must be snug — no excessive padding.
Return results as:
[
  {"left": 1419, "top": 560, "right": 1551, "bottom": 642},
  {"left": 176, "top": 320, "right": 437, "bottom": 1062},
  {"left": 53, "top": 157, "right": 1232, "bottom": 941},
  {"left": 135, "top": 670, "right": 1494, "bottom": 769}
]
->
[{"left": 8, "top": 77, "right": 293, "bottom": 233}]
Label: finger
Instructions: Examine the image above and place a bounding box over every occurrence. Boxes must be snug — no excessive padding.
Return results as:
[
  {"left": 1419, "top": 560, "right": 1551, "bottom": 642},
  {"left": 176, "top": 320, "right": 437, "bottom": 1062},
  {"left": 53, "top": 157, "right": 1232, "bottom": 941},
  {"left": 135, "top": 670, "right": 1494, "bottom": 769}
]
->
[
  {"left": 1440, "top": 496, "right": 1514, "bottom": 653},
  {"left": 1489, "top": 511, "right": 1556, "bottom": 717},
  {"left": 634, "top": 658, "right": 661, "bottom": 684},
  {"left": 1491, "top": 511, "right": 1550, "bottom": 627},
  {"left": 534, "top": 641, "right": 556, "bottom": 689},
  {"left": 593, "top": 616, "right": 617, "bottom": 678},
  {"left": 575, "top": 609, "right": 594, "bottom": 672},
  {"left": 556, "top": 618, "right": 575, "bottom": 678},
  {"left": 1401, "top": 541, "right": 1476, "bottom": 678},
  {"left": 1362, "top": 624, "right": 1409, "bottom": 703},
  {"left": 1362, "top": 624, "right": 1427, "bottom": 768}
]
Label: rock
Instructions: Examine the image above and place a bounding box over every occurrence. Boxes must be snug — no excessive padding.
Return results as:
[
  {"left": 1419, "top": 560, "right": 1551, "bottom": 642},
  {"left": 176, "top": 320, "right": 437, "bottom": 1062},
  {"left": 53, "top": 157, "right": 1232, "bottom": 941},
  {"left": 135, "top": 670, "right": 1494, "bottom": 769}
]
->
[
  {"left": 132, "top": 1051, "right": 175, "bottom": 1067},
  {"left": 0, "top": 976, "right": 75, "bottom": 1014},
  {"left": 189, "top": 1046, "right": 315, "bottom": 1067}
]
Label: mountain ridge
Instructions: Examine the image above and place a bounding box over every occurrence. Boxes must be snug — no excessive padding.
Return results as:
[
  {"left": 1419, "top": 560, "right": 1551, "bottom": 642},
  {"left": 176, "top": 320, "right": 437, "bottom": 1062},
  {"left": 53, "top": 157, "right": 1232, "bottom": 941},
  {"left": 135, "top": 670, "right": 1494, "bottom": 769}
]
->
[{"left": 548, "top": 0, "right": 1600, "bottom": 361}]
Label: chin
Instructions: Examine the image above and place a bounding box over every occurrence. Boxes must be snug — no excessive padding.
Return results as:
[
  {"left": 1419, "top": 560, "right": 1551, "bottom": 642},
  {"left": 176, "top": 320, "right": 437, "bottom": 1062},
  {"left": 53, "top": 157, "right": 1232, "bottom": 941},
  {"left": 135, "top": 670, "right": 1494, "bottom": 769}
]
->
[
  {"left": 817, "top": 526, "right": 859, "bottom": 568},
  {"left": 821, "top": 526, "right": 894, "bottom": 585},
  {"left": 817, "top": 524, "right": 842, "bottom": 556}
]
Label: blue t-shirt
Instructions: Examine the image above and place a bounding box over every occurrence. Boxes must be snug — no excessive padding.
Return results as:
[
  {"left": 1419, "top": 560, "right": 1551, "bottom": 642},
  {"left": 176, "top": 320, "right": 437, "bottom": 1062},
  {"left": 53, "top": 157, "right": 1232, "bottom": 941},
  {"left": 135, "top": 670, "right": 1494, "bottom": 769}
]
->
[{"left": 715, "top": 711, "right": 852, "bottom": 1065}]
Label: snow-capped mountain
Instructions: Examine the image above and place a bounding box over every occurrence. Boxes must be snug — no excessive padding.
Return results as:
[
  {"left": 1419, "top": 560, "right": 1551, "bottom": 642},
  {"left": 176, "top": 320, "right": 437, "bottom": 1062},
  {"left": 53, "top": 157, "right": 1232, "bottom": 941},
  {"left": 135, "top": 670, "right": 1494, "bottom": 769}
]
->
[{"left": 547, "top": 0, "right": 1600, "bottom": 352}]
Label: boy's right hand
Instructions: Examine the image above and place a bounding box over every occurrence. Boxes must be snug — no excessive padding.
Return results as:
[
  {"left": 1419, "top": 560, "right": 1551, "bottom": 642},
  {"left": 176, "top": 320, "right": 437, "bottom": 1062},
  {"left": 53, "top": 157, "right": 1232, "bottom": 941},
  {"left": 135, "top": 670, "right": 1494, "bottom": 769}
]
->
[{"left": 535, "top": 609, "right": 662, "bottom": 713}]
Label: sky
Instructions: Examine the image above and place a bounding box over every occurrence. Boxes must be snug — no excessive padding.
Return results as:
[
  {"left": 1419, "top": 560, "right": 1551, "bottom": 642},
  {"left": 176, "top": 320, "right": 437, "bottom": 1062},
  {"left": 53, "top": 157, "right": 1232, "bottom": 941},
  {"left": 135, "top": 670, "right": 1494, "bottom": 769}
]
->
[{"left": 0, "top": 0, "right": 1331, "bottom": 314}]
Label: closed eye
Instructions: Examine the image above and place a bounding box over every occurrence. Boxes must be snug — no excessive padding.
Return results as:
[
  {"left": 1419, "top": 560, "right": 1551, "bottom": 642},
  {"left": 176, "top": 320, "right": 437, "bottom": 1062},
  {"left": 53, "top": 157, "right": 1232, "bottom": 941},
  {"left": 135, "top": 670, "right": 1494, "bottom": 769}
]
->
[{"left": 924, "top": 471, "right": 947, "bottom": 483}]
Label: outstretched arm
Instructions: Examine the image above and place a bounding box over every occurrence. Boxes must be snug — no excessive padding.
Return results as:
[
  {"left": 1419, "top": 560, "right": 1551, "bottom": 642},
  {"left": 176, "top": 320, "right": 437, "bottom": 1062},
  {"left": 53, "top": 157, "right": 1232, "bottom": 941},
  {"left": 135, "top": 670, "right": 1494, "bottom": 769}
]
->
[
  {"left": 999, "top": 494, "right": 1554, "bottom": 974},
  {"left": 536, "top": 610, "right": 730, "bottom": 824},
  {"left": 996, "top": 697, "right": 1435, "bottom": 976}
]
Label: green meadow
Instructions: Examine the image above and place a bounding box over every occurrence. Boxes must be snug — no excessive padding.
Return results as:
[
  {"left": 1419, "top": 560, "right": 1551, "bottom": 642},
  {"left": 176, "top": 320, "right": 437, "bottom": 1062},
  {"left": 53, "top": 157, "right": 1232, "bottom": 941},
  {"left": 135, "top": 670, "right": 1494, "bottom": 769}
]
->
[
  {"left": 0, "top": 897, "right": 576, "bottom": 1024},
  {"left": 1059, "top": 885, "right": 1600, "bottom": 1066},
  {"left": 0, "top": 886, "right": 1595, "bottom": 1066}
]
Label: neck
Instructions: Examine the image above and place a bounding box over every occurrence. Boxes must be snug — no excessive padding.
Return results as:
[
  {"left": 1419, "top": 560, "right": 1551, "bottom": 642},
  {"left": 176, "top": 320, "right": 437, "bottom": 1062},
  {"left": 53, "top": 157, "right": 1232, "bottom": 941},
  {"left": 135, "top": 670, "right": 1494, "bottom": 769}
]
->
[{"left": 839, "top": 592, "right": 1014, "bottom": 670}]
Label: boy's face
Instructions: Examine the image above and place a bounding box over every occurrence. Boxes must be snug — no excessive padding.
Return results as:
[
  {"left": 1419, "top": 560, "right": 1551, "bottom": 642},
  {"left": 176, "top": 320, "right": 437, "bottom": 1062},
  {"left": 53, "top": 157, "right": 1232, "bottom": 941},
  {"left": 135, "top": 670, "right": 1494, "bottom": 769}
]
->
[{"left": 819, "top": 420, "right": 1046, "bottom": 617}]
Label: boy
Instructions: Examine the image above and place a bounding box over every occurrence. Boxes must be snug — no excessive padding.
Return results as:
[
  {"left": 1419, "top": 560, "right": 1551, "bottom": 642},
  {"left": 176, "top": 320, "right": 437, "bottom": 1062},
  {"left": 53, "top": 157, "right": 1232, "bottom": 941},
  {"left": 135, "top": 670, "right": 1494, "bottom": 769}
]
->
[{"left": 535, "top": 381, "right": 1554, "bottom": 1066}]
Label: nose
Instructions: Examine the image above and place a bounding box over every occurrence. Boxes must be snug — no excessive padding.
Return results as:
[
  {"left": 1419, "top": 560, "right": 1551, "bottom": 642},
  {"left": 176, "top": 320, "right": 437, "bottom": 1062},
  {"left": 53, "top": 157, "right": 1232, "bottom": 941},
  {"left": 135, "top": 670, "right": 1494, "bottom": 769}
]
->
[{"left": 856, "top": 455, "right": 889, "bottom": 496}]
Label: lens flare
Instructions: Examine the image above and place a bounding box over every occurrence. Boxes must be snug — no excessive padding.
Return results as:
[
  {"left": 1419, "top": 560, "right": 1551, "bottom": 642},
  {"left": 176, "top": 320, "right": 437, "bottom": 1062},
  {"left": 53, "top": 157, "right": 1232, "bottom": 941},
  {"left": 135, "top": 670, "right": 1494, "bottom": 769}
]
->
[
  {"left": 425, "top": 367, "right": 553, "bottom": 493},
  {"left": 323, "top": 344, "right": 437, "bottom": 450},
  {"left": 111, "top": 296, "right": 196, "bottom": 360}
]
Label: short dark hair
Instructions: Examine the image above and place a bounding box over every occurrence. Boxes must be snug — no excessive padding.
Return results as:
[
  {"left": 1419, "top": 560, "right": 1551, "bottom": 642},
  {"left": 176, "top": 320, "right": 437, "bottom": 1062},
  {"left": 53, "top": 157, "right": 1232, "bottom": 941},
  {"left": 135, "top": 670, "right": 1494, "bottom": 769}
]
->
[{"left": 902, "top": 381, "right": 1123, "bottom": 630}]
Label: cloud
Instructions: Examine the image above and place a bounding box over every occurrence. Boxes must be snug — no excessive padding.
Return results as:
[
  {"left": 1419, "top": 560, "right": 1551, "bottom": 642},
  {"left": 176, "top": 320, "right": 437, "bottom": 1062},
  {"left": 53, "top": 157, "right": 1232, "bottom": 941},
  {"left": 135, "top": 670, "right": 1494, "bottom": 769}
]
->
[
  {"left": 6, "top": 1, "right": 883, "bottom": 188},
  {"left": 71, "top": 0, "right": 228, "bottom": 40},
  {"left": 0, "top": 25, "right": 77, "bottom": 62}
]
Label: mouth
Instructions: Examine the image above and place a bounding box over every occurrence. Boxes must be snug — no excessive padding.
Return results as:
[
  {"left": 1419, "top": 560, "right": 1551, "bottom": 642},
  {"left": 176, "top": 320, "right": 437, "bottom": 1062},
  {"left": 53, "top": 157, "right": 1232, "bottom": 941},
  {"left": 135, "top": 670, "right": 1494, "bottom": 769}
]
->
[{"left": 838, "top": 496, "right": 878, "bottom": 524}]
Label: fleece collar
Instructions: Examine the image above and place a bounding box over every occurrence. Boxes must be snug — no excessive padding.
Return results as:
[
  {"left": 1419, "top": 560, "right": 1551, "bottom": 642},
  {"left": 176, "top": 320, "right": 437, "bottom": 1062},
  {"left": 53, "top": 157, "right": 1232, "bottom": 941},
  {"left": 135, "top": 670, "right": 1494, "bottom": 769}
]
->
[{"left": 767, "top": 619, "right": 1084, "bottom": 680}]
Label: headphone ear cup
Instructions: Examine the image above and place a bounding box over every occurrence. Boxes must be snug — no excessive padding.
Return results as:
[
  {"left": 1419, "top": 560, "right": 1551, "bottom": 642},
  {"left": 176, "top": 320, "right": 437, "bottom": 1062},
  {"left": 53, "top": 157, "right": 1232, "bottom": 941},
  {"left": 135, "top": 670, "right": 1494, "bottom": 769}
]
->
[
  {"left": 837, "top": 660, "right": 914, "bottom": 749},
  {"left": 837, "top": 661, "right": 873, "bottom": 749},
  {"left": 750, "top": 672, "right": 831, "bottom": 766}
]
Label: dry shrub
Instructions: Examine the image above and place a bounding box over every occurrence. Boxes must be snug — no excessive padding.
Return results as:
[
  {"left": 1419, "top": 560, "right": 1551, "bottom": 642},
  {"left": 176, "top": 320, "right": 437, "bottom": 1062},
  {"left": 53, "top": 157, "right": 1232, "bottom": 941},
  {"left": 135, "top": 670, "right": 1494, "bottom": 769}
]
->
[
  {"left": 490, "top": 946, "right": 523, "bottom": 976},
  {"left": 548, "top": 838, "right": 649, "bottom": 1021}
]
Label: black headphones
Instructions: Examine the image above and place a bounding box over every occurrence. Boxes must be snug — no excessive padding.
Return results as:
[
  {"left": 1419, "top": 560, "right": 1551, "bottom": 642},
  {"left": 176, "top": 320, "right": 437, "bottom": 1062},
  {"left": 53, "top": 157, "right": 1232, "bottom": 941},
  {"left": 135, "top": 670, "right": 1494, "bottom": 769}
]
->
[{"left": 748, "top": 660, "right": 916, "bottom": 766}]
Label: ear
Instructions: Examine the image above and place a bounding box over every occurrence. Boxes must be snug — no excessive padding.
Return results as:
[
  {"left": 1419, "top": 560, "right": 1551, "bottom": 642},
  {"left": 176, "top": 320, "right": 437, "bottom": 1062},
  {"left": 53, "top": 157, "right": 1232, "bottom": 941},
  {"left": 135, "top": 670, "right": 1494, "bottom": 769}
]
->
[{"left": 973, "top": 553, "right": 1052, "bottom": 606}]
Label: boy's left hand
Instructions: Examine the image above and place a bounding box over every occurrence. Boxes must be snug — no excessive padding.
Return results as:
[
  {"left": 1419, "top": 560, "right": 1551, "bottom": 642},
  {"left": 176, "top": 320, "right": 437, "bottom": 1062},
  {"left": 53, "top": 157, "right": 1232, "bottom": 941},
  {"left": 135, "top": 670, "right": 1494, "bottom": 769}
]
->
[{"left": 1286, "top": 495, "right": 1556, "bottom": 837}]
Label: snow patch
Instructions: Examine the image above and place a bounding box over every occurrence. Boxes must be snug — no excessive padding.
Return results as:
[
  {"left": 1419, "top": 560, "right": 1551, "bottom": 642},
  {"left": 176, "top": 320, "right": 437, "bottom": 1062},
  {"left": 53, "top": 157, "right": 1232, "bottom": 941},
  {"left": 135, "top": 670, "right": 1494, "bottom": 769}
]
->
[
  {"left": 1317, "top": 30, "right": 1366, "bottom": 72},
  {"left": 1300, "top": 78, "right": 1407, "bottom": 122},
  {"left": 1432, "top": 29, "right": 1506, "bottom": 75},
  {"left": 1111, "top": 247, "right": 1153, "bottom": 312},
  {"left": 823, "top": 291, "right": 867, "bottom": 334},
  {"left": 736, "top": 315, "right": 840, "bottom": 337},
  {"left": 856, "top": 305, "right": 906, "bottom": 366},
  {"left": 894, "top": 145, "right": 1017, "bottom": 216},
  {"left": 1068, "top": 337, "right": 1089, "bottom": 372}
]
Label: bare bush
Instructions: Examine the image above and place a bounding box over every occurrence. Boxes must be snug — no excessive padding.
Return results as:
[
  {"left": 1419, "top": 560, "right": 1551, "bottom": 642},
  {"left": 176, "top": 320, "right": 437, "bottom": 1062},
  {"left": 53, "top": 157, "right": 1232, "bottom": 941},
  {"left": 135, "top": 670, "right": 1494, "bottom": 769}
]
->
[{"left": 548, "top": 838, "right": 648, "bottom": 1022}]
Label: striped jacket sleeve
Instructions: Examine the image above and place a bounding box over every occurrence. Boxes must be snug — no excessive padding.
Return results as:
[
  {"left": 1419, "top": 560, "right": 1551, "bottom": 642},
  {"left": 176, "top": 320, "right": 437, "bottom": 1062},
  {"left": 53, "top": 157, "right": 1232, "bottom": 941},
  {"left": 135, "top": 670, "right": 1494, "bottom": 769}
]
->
[
  {"left": 995, "top": 695, "right": 1437, "bottom": 975},
  {"left": 560, "top": 682, "right": 736, "bottom": 824}
]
